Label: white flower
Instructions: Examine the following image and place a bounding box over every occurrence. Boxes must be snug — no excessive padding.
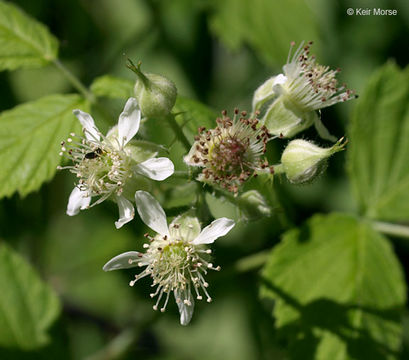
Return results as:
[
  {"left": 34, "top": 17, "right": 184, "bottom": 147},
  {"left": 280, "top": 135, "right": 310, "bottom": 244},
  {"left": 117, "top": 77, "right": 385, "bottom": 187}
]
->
[
  {"left": 253, "top": 41, "right": 357, "bottom": 139},
  {"left": 103, "top": 191, "right": 235, "bottom": 325},
  {"left": 184, "top": 109, "right": 273, "bottom": 193},
  {"left": 59, "top": 98, "right": 174, "bottom": 229}
]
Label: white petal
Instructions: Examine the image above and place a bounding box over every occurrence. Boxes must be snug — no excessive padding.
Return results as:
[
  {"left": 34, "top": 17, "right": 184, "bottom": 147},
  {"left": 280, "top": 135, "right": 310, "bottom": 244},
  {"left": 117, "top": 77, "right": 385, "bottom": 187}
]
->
[
  {"left": 103, "top": 251, "right": 141, "bottom": 271},
  {"left": 273, "top": 73, "right": 287, "bottom": 86},
  {"left": 134, "top": 191, "right": 169, "bottom": 236},
  {"left": 183, "top": 142, "right": 202, "bottom": 167},
  {"left": 134, "top": 157, "right": 174, "bottom": 180},
  {"left": 115, "top": 196, "right": 135, "bottom": 229},
  {"left": 118, "top": 98, "right": 141, "bottom": 147},
  {"left": 73, "top": 109, "right": 100, "bottom": 142},
  {"left": 66, "top": 187, "right": 91, "bottom": 216},
  {"left": 192, "top": 217, "right": 235, "bottom": 245},
  {"left": 174, "top": 289, "right": 195, "bottom": 326}
]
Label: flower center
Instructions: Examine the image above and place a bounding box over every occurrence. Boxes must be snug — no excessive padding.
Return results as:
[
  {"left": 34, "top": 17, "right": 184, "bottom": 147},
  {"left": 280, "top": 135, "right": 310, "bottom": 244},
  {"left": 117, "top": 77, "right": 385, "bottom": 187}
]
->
[
  {"left": 284, "top": 41, "right": 356, "bottom": 111},
  {"left": 58, "top": 132, "right": 132, "bottom": 200},
  {"left": 189, "top": 110, "right": 272, "bottom": 192},
  {"left": 211, "top": 137, "right": 248, "bottom": 172},
  {"left": 128, "top": 231, "right": 219, "bottom": 312}
]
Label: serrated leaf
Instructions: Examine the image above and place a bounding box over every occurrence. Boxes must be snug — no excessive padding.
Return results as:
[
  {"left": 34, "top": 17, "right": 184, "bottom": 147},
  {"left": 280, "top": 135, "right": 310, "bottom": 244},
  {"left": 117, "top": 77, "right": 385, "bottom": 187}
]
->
[
  {"left": 90, "top": 75, "right": 134, "bottom": 99},
  {"left": 0, "top": 243, "right": 60, "bottom": 349},
  {"left": 0, "top": 1, "right": 58, "bottom": 70},
  {"left": 174, "top": 96, "right": 217, "bottom": 140},
  {"left": 208, "top": 0, "right": 319, "bottom": 66},
  {"left": 0, "top": 94, "right": 87, "bottom": 198},
  {"left": 260, "top": 213, "right": 406, "bottom": 360},
  {"left": 348, "top": 62, "right": 409, "bottom": 221}
]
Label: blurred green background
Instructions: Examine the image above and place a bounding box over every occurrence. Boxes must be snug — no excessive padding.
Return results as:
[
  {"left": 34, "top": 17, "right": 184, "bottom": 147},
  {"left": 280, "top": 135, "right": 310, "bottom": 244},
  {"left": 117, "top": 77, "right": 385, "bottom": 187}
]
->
[{"left": 1, "top": 0, "right": 409, "bottom": 359}]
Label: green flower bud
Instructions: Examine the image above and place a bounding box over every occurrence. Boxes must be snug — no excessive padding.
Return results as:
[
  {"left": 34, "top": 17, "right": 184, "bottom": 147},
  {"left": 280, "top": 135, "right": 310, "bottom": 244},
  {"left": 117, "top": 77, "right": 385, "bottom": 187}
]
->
[
  {"left": 127, "top": 59, "right": 177, "bottom": 118},
  {"left": 237, "top": 190, "right": 271, "bottom": 220},
  {"left": 280, "top": 138, "right": 346, "bottom": 184}
]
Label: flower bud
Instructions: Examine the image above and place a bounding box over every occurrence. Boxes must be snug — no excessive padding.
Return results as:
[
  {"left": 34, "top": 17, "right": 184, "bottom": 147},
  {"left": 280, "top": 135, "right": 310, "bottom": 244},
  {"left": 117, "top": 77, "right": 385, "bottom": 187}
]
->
[
  {"left": 280, "top": 138, "right": 346, "bottom": 184},
  {"left": 128, "top": 59, "right": 177, "bottom": 118},
  {"left": 237, "top": 190, "right": 271, "bottom": 220}
]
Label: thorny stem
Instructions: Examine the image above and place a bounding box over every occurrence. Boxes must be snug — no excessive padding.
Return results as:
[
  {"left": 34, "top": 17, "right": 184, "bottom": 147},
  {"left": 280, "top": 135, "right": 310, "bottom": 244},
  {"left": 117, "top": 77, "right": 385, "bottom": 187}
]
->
[
  {"left": 166, "top": 114, "right": 192, "bottom": 151},
  {"left": 53, "top": 59, "right": 96, "bottom": 104},
  {"left": 372, "top": 221, "right": 409, "bottom": 239}
]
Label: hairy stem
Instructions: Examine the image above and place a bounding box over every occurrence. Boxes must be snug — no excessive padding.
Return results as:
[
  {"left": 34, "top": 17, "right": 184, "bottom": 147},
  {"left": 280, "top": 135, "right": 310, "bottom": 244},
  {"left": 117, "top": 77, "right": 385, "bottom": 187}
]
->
[{"left": 53, "top": 59, "right": 96, "bottom": 104}]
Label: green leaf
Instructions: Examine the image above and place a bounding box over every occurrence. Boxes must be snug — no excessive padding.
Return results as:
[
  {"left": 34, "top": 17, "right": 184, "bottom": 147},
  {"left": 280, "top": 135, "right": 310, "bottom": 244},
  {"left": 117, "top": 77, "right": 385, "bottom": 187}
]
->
[
  {"left": 174, "top": 96, "right": 217, "bottom": 140},
  {"left": 208, "top": 0, "right": 319, "bottom": 66},
  {"left": 0, "top": 94, "right": 87, "bottom": 198},
  {"left": 348, "top": 62, "right": 409, "bottom": 221},
  {"left": 0, "top": 1, "right": 58, "bottom": 70},
  {"left": 0, "top": 243, "right": 60, "bottom": 349},
  {"left": 260, "top": 213, "right": 406, "bottom": 360},
  {"left": 90, "top": 75, "right": 134, "bottom": 99}
]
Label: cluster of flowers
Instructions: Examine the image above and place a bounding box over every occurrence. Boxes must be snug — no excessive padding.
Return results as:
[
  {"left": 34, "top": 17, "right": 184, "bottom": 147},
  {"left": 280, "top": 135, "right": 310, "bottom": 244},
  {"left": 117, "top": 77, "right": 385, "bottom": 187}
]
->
[{"left": 59, "top": 42, "right": 355, "bottom": 325}]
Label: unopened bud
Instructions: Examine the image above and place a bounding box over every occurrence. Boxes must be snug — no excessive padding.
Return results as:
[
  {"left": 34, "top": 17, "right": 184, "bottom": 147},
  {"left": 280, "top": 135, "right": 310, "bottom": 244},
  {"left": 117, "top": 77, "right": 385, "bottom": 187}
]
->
[
  {"left": 127, "top": 59, "right": 177, "bottom": 118},
  {"left": 281, "top": 138, "right": 346, "bottom": 184}
]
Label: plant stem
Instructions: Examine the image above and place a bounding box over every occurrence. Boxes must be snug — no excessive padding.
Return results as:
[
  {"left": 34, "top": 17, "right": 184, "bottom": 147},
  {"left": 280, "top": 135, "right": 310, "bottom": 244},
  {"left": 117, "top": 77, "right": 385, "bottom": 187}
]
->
[
  {"left": 234, "top": 249, "right": 270, "bottom": 273},
  {"left": 53, "top": 59, "right": 96, "bottom": 104},
  {"left": 372, "top": 221, "right": 409, "bottom": 239},
  {"left": 166, "top": 114, "right": 192, "bottom": 151}
]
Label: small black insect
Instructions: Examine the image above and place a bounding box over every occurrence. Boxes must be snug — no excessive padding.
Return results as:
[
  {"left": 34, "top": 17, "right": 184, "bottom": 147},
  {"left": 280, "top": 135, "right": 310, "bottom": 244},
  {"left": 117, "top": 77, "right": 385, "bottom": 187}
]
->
[{"left": 85, "top": 148, "right": 103, "bottom": 159}]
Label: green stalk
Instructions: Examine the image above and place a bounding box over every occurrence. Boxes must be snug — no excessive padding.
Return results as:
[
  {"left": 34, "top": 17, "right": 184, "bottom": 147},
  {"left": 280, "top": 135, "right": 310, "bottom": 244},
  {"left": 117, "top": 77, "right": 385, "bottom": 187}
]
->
[
  {"left": 53, "top": 59, "right": 96, "bottom": 104},
  {"left": 166, "top": 114, "right": 192, "bottom": 151}
]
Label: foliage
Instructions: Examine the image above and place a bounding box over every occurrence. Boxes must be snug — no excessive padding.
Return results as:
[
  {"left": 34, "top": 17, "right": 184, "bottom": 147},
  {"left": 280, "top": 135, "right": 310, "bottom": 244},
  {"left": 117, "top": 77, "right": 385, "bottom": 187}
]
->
[{"left": 0, "top": 243, "right": 60, "bottom": 349}]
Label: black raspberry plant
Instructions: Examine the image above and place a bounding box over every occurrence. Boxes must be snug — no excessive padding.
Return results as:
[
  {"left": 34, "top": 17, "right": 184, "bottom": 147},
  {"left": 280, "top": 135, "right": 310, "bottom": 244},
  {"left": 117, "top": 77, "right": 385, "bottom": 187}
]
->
[
  {"left": 58, "top": 98, "right": 174, "bottom": 228},
  {"left": 52, "top": 40, "right": 357, "bottom": 326},
  {"left": 103, "top": 191, "right": 235, "bottom": 325},
  {"left": 184, "top": 109, "right": 273, "bottom": 193}
]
